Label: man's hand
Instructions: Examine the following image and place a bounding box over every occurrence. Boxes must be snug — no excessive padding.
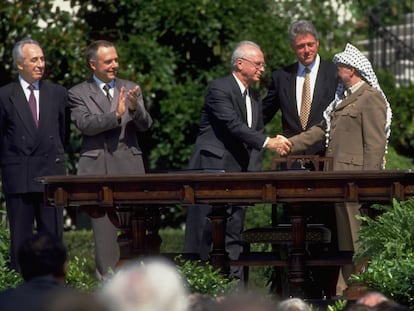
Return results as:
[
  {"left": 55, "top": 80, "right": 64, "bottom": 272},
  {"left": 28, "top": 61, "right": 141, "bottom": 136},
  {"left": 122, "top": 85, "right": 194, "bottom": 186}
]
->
[
  {"left": 116, "top": 86, "right": 127, "bottom": 119},
  {"left": 126, "top": 85, "right": 140, "bottom": 111},
  {"left": 265, "top": 135, "right": 292, "bottom": 155}
]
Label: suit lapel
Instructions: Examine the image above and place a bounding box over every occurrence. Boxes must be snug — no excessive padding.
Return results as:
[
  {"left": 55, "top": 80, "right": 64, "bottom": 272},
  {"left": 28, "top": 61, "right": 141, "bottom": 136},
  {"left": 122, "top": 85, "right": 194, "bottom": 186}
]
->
[
  {"left": 310, "top": 61, "right": 331, "bottom": 121},
  {"left": 10, "top": 82, "right": 38, "bottom": 138},
  {"left": 312, "top": 61, "right": 327, "bottom": 107},
  {"left": 87, "top": 78, "right": 111, "bottom": 113},
  {"left": 38, "top": 81, "right": 51, "bottom": 132},
  {"left": 286, "top": 63, "right": 302, "bottom": 127},
  {"left": 229, "top": 75, "right": 247, "bottom": 124},
  {"left": 335, "top": 83, "right": 369, "bottom": 111}
]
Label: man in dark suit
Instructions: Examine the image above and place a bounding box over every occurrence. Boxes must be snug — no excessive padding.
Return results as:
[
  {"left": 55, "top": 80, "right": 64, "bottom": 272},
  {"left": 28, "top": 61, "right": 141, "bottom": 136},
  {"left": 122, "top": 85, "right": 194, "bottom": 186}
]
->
[
  {"left": 262, "top": 20, "right": 338, "bottom": 295},
  {"left": 263, "top": 20, "right": 337, "bottom": 156},
  {"left": 183, "top": 41, "right": 291, "bottom": 278},
  {"left": 69, "top": 40, "right": 153, "bottom": 279},
  {"left": 0, "top": 38, "right": 68, "bottom": 272}
]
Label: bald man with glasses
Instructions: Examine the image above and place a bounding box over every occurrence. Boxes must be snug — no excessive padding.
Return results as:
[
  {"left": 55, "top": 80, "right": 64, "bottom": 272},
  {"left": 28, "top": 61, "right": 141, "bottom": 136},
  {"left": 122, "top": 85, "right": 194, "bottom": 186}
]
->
[{"left": 184, "top": 40, "right": 290, "bottom": 280}]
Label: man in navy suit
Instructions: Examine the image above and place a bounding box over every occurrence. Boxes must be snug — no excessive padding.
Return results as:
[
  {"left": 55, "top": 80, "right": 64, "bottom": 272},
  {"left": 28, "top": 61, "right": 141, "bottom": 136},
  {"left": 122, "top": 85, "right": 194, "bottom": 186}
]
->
[
  {"left": 183, "top": 41, "right": 291, "bottom": 279},
  {"left": 0, "top": 38, "right": 68, "bottom": 272},
  {"left": 262, "top": 20, "right": 338, "bottom": 296},
  {"left": 263, "top": 20, "right": 337, "bottom": 156}
]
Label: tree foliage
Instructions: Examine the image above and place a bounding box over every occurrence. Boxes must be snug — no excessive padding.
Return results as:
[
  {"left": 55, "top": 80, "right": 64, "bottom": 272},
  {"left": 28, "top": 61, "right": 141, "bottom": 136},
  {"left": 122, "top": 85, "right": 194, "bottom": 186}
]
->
[
  {"left": 0, "top": 0, "right": 88, "bottom": 86},
  {"left": 1, "top": 0, "right": 411, "bottom": 171},
  {"left": 69, "top": 0, "right": 356, "bottom": 170}
]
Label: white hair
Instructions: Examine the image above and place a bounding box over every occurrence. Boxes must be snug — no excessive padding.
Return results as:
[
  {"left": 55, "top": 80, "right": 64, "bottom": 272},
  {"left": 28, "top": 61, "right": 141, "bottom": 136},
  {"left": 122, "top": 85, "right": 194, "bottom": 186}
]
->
[
  {"left": 99, "top": 258, "right": 189, "bottom": 311},
  {"left": 278, "top": 298, "right": 311, "bottom": 311}
]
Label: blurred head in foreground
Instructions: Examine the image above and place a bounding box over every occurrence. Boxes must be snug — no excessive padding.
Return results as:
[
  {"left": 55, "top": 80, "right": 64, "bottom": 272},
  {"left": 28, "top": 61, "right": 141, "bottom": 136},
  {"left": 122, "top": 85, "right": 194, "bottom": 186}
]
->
[{"left": 99, "top": 258, "right": 188, "bottom": 311}]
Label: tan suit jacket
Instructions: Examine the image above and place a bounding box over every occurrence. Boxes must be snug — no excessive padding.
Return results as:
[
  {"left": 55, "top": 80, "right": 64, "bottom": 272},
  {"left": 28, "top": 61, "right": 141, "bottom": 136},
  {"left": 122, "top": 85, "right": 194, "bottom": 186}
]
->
[{"left": 289, "top": 82, "right": 387, "bottom": 170}]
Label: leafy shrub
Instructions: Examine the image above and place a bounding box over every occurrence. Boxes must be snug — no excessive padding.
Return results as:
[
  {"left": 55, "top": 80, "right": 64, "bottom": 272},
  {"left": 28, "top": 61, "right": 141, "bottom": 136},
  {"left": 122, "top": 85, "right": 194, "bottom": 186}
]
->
[
  {"left": 0, "top": 264, "right": 22, "bottom": 290},
  {"left": 352, "top": 199, "right": 414, "bottom": 306},
  {"left": 327, "top": 299, "right": 347, "bottom": 311},
  {"left": 63, "top": 229, "right": 96, "bottom": 279},
  {"left": 0, "top": 224, "right": 98, "bottom": 291},
  {"left": 175, "top": 255, "right": 238, "bottom": 297},
  {"left": 66, "top": 256, "right": 99, "bottom": 291},
  {"left": 0, "top": 216, "right": 23, "bottom": 290},
  {"left": 160, "top": 228, "right": 240, "bottom": 296}
]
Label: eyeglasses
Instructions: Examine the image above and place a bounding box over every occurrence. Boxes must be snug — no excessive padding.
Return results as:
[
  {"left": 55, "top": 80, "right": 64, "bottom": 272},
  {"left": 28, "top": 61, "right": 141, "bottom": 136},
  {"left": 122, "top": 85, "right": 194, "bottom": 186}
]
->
[{"left": 240, "top": 57, "right": 266, "bottom": 69}]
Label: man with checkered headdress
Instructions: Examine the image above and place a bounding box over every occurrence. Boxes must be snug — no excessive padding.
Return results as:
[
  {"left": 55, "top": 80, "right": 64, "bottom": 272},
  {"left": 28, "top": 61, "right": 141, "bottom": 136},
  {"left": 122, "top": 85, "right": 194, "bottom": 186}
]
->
[{"left": 282, "top": 43, "right": 392, "bottom": 296}]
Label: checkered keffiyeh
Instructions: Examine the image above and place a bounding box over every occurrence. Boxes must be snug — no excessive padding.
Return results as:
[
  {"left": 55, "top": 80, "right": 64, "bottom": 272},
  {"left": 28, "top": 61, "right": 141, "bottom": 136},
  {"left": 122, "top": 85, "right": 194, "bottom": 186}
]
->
[{"left": 323, "top": 43, "right": 392, "bottom": 158}]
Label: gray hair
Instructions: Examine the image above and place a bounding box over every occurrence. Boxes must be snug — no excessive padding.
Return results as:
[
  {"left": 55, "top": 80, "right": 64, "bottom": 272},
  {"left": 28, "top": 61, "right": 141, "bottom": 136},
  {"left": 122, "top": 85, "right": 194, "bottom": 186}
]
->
[
  {"left": 278, "top": 298, "right": 311, "bottom": 311},
  {"left": 12, "top": 37, "right": 42, "bottom": 69},
  {"left": 288, "top": 20, "right": 319, "bottom": 47},
  {"left": 231, "top": 40, "right": 262, "bottom": 69},
  {"left": 99, "top": 258, "right": 188, "bottom": 311}
]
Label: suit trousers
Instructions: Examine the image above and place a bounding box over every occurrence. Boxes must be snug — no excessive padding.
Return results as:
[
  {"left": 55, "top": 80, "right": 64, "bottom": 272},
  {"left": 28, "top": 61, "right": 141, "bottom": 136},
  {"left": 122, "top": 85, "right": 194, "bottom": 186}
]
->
[
  {"left": 5, "top": 192, "right": 63, "bottom": 272},
  {"left": 184, "top": 204, "right": 246, "bottom": 279},
  {"left": 335, "top": 202, "right": 362, "bottom": 295},
  {"left": 91, "top": 215, "right": 120, "bottom": 279}
]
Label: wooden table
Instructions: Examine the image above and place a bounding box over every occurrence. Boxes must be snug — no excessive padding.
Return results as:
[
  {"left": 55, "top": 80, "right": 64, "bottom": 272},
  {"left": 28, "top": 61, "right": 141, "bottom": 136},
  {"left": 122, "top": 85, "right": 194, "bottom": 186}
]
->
[{"left": 37, "top": 170, "right": 414, "bottom": 295}]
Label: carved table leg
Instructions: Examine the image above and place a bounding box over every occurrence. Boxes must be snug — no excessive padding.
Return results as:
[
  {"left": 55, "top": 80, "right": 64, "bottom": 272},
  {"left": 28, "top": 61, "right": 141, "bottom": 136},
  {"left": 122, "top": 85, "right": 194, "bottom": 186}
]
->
[
  {"left": 288, "top": 203, "right": 306, "bottom": 298},
  {"left": 208, "top": 204, "right": 229, "bottom": 274},
  {"left": 145, "top": 207, "right": 162, "bottom": 254}
]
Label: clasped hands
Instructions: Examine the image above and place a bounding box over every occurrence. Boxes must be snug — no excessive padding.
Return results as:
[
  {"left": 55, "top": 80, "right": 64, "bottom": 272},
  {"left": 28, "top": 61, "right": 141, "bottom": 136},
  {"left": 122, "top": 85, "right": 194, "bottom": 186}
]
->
[
  {"left": 116, "top": 85, "right": 140, "bottom": 119},
  {"left": 266, "top": 135, "right": 292, "bottom": 156}
]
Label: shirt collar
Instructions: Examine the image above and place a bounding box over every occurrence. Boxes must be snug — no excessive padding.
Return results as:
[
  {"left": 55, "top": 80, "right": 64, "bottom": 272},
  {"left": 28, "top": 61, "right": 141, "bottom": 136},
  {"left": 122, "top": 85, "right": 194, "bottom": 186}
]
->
[
  {"left": 19, "top": 76, "right": 40, "bottom": 90},
  {"left": 93, "top": 75, "right": 115, "bottom": 89},
  {"left": 298, "top": 54, "right": 320, "bottom": 76},
  {"left": 345, "top": 80, "right": 365, "bottom": 97}
]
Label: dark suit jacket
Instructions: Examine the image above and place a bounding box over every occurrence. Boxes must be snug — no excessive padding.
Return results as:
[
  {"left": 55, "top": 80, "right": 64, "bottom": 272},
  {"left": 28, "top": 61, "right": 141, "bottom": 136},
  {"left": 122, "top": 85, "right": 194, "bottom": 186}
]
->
[
  {"left": 262, "top": 59, "right": 337, "bottom": 155},
  {"left": 0, "top": 80, "right": 67, "bottom": 194},
  {"left": 0, "top": 276, "right": 65, "bottom": 311},
  {"left": 188, "top": 74, "right": 267, "bottom": 172}
]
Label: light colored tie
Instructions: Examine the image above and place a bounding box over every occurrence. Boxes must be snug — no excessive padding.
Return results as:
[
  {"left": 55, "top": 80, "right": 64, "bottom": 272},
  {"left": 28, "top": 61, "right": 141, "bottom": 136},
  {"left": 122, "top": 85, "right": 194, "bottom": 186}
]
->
[
  {"left": 103, "top": 84, "right": 112, "bottom": 101},
  {"left": 28, "top": 84, "right": 38, "bottom": 127},
  {"left": 244, "top": 89, "right": 252, "bottom": 127},
  {"left": 300, "top": 67, "right": 311, "bottom": 130}
]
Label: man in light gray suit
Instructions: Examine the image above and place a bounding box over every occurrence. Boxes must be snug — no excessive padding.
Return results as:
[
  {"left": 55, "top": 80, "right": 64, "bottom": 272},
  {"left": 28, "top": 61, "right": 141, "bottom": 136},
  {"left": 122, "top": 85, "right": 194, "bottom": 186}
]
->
[{"left": 69, "top": 40, "right": 153, "bottom": 279}]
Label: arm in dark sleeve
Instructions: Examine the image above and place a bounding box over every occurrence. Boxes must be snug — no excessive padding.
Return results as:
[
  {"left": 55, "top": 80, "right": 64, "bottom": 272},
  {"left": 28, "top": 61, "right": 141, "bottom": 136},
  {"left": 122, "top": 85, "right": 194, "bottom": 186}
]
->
[{"left": 262, "top": 71, "right": 281, "bottom": 125}]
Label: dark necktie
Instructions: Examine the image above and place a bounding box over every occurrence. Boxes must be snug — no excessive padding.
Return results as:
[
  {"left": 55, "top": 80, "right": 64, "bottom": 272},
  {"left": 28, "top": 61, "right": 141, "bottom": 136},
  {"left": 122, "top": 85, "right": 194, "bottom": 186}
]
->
[
  {"left": 28, "top": 84, "right": 38, "bottom": 127},
  {"left": 300, "top": 67, "right": 311, "bottom": 130},
  {"left": 103, "top": 84, "right": 112, "bottom": 101}
]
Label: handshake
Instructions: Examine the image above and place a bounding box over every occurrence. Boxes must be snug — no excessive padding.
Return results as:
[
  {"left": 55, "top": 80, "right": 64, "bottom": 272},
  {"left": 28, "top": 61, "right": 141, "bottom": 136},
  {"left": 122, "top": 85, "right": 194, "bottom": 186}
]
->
[{"left": 265, "top": 135, "right": 292, "bottom": 156}]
